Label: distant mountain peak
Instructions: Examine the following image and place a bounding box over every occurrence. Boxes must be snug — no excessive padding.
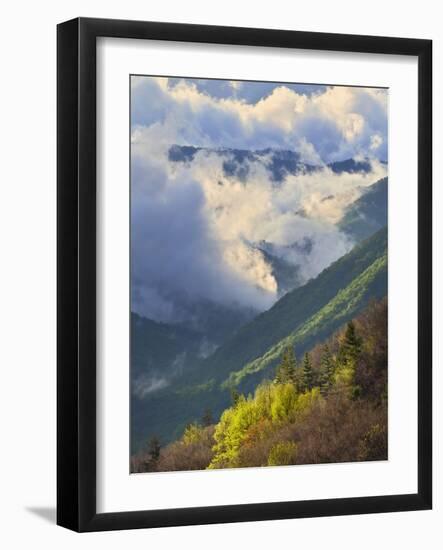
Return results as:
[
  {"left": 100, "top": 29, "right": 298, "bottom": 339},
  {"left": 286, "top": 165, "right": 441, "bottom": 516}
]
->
[{"left": 168, "top": 144, "right": 376, "bottom": 182}]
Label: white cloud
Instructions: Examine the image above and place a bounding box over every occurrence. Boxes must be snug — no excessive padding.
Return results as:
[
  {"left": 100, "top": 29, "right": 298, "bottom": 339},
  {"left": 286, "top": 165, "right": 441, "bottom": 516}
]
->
[
  {"left": 370, "top": 133, "right": 384, "bottom": 151},
  {"left": 130, "top": 76, "right": 388, "bottom": 323},
  {"left": 132, "top": 77, "right": 388, "bottom": 163}
]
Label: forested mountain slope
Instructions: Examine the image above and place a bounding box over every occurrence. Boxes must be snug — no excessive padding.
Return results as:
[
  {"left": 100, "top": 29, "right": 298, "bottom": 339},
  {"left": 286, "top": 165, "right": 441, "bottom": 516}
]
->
[
  {"left": 133, "top": 298, "right": 388, "bottom": 472},
  {"left": 338, "top": 177, "right": 387, "bottom": 242},
  {"left": 131, "top": 227, "right": 387, "bottom": 450},
  {"left": 198, "top": 227, "right": 387, "bottom": 385}
]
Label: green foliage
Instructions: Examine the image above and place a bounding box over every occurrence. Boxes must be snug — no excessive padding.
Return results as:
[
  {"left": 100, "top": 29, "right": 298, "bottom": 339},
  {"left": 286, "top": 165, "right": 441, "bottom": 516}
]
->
[
  {"left": 274, "top": 347, "right": 297, "bottom": 385},
  {"left": 223, "top": 252, "right": 387, "bottom": 389},
  {"left": 270, "top": 383, "right": 299, "bottom": 422},
  {"left": 182, "top": 423, "right": 206, "bottom": 445},
  {"left": 132, "top": 298, "right": 388, "bottom": 473},
  {"left": 334, "top": 365, "right": 355, "bottom": 386},
  {"left": 268, "top": 441, "right": 298, "bottom": 466},
  {"left": 302, "top": 352, "right": 314, "bottom": 391},
  {"left": 209, "top": 383, "right": 320, "bottom": 469},
  {"left": 209, "top": 397, "right": 261, "bottom": 468},
  {"left": 334, "top": 321, "right": 362, "bottom": 397},
  {"left": 213, "top": 227, "right": 387, "bottom": 388},
  {"left": 319, "top": 345, "right": 335, "bottom": 396},
  {"left": 296, "top": 387, "right": 321, "bottom": 414},
  {"left": 340, "top": 321, "right": 362, "bottom": 367}
]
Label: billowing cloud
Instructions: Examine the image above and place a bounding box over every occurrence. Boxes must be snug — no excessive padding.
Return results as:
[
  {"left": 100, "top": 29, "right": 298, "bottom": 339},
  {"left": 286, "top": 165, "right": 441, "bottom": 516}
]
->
[
  {"left": 131, "top": 77, "right": 388, "bottom": 163},
  {"left": 130, "top": 76, "right": 388, "bottom": 324},
  {"left": 167, "top": 78, "right": 327, "bottom": 102},
  {"left": 131, "top": 135, "right": 278, "bottom": 323}
]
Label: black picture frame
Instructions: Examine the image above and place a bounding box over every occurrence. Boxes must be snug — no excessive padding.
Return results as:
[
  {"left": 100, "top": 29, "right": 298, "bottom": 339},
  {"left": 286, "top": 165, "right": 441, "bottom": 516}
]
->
[{"left": 57, "top": 17, "right": 432, "bottom": 532}]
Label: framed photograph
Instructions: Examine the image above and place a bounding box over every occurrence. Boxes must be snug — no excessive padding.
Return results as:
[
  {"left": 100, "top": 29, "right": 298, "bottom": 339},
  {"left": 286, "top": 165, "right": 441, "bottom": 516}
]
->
[{"left": 57, "top": 17, "right": 432, "bottom": 531}]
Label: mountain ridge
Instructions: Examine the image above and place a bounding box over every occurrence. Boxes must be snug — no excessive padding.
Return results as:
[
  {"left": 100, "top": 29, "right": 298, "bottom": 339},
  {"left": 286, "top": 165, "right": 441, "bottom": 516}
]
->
[
  {"left": 196, "top": 226, "right": 387, "bottom": 385},
  {"left": 223, "top": 252, "right": 387, "bottom": 393},
  {"left": 339, "top": 177, "right": 388, "bottom": 241},
  {"left": 168, "top": 144, "right": 381, "bottom": 182}
]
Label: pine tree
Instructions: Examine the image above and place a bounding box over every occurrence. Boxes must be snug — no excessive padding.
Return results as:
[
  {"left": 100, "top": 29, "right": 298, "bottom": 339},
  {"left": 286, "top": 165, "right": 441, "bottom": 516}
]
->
[
  {"left": 336, "top": 321, "right": 363, "bottom": 398},
  {"left": 201, "top": 408, "right": 213, "bottom": 427},
  {"left": 302, "top": 352, "right": 313, "bottom": 391},
  {"left": 230, "top": 387, "right": 241, "bottom": 406},
  {"left": 284, "top": 347, "right": 297, "bottom": 385},
  {"left": 143, "top": 435, "right": 161, "bottom": 470},
  {"left": 274, "top": 366, "right": 284, "bottom": 385},
  {"left": 274, "top": 346, "right": 297, "bottom": 385},
  {"left": 319, "top": 344, "right": 335, "bottom": 396},
  {"left": 340, "top": 321, "right": 362, "bottom": 369}
]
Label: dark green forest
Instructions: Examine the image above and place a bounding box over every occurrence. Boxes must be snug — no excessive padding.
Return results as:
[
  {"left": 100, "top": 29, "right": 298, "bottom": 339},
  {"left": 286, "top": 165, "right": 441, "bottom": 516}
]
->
[{"left": 132, "top": 298, "right": 387, "bottom": 472}]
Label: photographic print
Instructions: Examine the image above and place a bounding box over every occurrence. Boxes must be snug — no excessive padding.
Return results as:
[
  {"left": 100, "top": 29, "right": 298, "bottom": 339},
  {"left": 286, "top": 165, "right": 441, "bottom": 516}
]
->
[{"left": 130, "top": 76, "right": 388, "bottom": 474}]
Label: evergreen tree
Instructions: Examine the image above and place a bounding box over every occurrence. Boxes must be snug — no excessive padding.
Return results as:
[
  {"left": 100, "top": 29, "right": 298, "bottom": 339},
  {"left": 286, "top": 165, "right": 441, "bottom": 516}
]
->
[
  {"left": 230, "top": 387, "right": 241, "bottom": 406},
  {"left": 274, "top": 366, "right": 284, "bottom": 385},
  {"left": 274, "top": 346, "right": 297, "bottom": 385},
  {"left": 302, "top": 352, "right": 313, "bottom": 391},
  {"left": 319, "top": 344, "right": 335, "bottom": 396},
  {"left": 143, "top": 435, "right": 161, "bottom": 470},
  {"left": 284, "top": 347, "right": 297, "bottom": 385},
  {"left": 336, "top": 321, "right": 363, "bottom": 398},
  {"left": 201, "top": 408, "right": 213, "bottom": 427},
  {"left": 340, "top": 321, "right": 362, "bottom": 369}
]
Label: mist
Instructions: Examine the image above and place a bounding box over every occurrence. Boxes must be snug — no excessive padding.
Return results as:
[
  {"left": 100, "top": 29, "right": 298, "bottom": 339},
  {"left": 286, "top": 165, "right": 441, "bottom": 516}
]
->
[{"left": 130, "top": 77, "right": 388, "bottom": 324}]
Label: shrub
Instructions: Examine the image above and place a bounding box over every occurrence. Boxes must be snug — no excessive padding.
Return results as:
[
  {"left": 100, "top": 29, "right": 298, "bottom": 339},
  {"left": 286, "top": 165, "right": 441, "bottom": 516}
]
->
[
  {"left": 268, "top": 441, "right": 298, "bottom": 466},
  {"left": 132, "top": 425, "right": 215, "bottom": 472},
  {"left": 358, "top": 422, "right": 388, "bottom": 461},
  {"left": 286, "top": 393, "right": 387, "bottom": 465},
  {"left": 183, "top": 423, "right": 205, "bottom": 445}
]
